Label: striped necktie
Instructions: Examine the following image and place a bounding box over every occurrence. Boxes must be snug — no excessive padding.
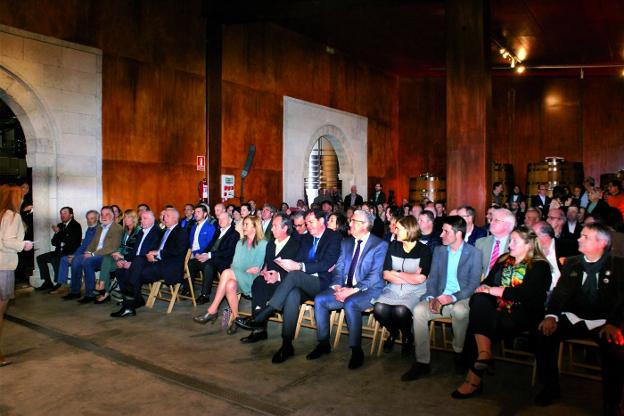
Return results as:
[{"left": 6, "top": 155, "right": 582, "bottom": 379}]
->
[{"left": 488, "top": 240, "right": 500, "bottom": 274}]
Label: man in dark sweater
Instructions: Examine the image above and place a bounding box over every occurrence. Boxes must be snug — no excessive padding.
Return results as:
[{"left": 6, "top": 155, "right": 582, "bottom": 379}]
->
[{"left": 535, "top": 223, "right": 624, "bottom": 414}]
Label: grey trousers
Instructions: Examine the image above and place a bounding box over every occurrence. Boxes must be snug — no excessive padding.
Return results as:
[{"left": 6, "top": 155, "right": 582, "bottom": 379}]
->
[
  {"left": 412, "top": 298, "right": 470, "bottom": 364},
  {"left": 268, "top": 271, "right": 321, "bottom": 339}
]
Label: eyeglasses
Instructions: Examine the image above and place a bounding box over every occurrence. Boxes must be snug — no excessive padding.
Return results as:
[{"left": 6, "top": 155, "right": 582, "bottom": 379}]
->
[
  {"left": 294, "top": 223, "right": 306, "bottom": 228},
  {"left": 349, "top": 219, "right": 366, "bottom": 224},
  {"left": 547, "top": 216, "right": 563, "bottom": 221}
]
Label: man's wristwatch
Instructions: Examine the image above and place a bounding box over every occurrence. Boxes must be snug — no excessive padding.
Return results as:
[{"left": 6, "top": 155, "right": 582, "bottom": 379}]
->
[{"left": 299, "top": 262, "right": 304, "bottom": 271}]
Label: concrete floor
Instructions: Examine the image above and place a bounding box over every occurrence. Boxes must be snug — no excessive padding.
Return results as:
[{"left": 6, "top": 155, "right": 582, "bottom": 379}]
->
[{"left": 0, "top": 288, "right": 603, "bottom": 416}]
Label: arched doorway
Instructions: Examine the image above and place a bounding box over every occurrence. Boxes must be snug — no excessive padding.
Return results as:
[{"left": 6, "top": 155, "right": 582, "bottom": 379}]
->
[{"left": 304, "top": 135, "right": 342, "bottom": 205}]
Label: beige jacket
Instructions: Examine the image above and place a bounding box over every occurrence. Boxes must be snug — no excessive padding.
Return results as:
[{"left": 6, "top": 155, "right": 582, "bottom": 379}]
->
[
  {"left": 86, "top": 222, "right": 123, "bottom": 256},
  {"left": 0, "top": 210, "right": 26, "bottom": 271}
]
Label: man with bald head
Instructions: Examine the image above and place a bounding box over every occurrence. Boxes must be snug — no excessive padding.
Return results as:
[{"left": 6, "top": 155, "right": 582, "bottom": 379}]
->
[
  {"left": 344, "top": 185, "right": 364, "bottom": 208},
  {"left": 111, "top": 207, "right": 189, "bottom": 317}
]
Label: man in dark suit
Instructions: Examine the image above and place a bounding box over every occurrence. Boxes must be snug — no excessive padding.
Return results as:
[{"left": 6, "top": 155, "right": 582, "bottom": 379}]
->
[
  {"left": 532, "top": 221, "right": 563, "bottom": 291},
  {"left": 113, "top": 210, "right": 162, "bottom": 295},
  {"left": 547, "top": 207, "right": 579, "bottom": 258},
  {"left": 403, "top": 216, "right": 482, "bottom": 380},
  {"left": 191, "top": 211, "right": 239, "bottom": 304},
  {"left": 531, "top": 183, "right": 552, "bottom": 216},
  {"left": 260, "top": 203, "right": 275, "bottom": 242},
  {"left": 111, "top": 207, "right": 189, "bottom": 317},
  {"left": 35, "top": 206, "right": 82, "bottom": 291},
  {"left": 247, "top": 210, "right": 342, "bottom": 363},
  {"left": 562, "top": 205, "right": 581, "bottom": 241},
  {"left": 236, "top": 212, "right": 301, "bottom": 343},
  {"left": 535, "top": 223, "right": 624, "bottom": 414},
  {"left": 306, "top": 209, "right": 388, "bottom": 369},
  {"left": 343, "top": 185, "right": 364, "bottom": 208},
  {"left": 372, "top": 183, "right": 386, "bottom": 205}
]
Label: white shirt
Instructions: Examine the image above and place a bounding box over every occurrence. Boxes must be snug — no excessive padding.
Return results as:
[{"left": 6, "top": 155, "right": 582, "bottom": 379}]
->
[
  {"left": 96, "top": 223, "right": 111, "bottom": 250},
  {"left": 136, "top": 225, "right": 153, "bottom": 255},
  {"left": 544, "top": 238, "right": 561, "bottom": 290},
  {"left": 567, "top": 221, "right": 577, "bottom": 234},
  {"left": 192, "top": 219, "right": 207, "bottom": 252},
  {"left": 274, "top": 235, "right": 291, "bottom": 256},
  {"left": 261, "top": 218, "right": 271, "bottom": 232}
]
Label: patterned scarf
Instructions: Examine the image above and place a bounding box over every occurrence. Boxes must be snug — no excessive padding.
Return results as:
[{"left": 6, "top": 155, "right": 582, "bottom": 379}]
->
[{"left": 496, "top": 256, "right": 527, "bottom": 312}]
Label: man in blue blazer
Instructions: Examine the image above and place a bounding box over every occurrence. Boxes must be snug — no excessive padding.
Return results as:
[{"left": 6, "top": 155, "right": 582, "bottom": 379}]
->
[
  {"left": 189, "top": 205, "right": 216, "bottom": 256},
  {"left": 111, "top": 208, "right": 188, "bottom": 317},
  {"left": 248, "top": 210, "right": 342, "bottom": 363},
  {"left": 307, "top": 209, "right": 388, "bottom": 369},
  {"left": 403, "top": 215, "right": 482, "bottom": 381}
]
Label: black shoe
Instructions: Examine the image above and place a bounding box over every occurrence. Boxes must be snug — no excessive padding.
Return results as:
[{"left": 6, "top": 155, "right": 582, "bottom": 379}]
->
[
  {"left": 35, "top": 281, "right": 53, "bottom": 291},
  {"left": 240, "top": 331, "right": 268, "bottom": 343},
  {"left": 348, "top": 347, "right": 364, "bottom": 370},
  {"left": 110, "top": 307, "right": 136, "bottom": 318},
  {"left": 196, "top": 295, "right": 210, "bottom": 305},
  {"left": 451, "top": 380, "right": 483, "bottom": 399},
  {"left": 272, "top": 344, "right": 295, "bottom": 364},
  {"left": 62, "top": 292, "right": 81, "bottom": 300},
  {"left": 94, "top": 293, "right": 111, "bottom": 304},
  {"left": 401, "top": 362, "right": 431, "bottom": 381},
  {"left": 534, "top": 387, "right": 560, "bottom": 406},
  {"left": 253, "top": 305, "right": 276, "bottom": 324},
  {"left": 193, "top": 312, "right": 218, "bottom": 324},
  {"left": 77, "top": 296, "right": 96, "bottom": 304},
  {"left": 306, "top": 342, "right": 331, "bottom": 360},
  {"left": 47, "top": 283, "right": 62, "bottom": 293},
  {"left": 383, "top": 333, "right": 397, "bottom": 353},
  {"left": 234, "top": 316, "right": 254, "bottom": 331}
]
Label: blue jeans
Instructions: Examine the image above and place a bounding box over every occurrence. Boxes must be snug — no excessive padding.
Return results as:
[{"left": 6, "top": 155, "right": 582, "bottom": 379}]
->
[
  {"left": 314, "top": 289, "right": 378, "bottom": 348},
  {"left": 70, "top": 255, "right": 102, "bottom": 296},
  {"left": 57, "top": 255, "right": 71, "bottom": 284}
]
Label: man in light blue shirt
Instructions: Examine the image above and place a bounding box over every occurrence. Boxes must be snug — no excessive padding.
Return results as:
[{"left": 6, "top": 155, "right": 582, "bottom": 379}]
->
[{"left": 402, "top": 215, "right": 482, "bottom": 381}]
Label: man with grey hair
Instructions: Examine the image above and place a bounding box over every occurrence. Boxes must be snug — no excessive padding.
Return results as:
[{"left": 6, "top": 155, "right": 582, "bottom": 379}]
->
[
  {"left": 260, "top": 203, "right": 276, "bottom": 241},
  {"left": 307, "top": 209, "right": 388, "bottom": 369},
  {"left": 535, "top": 223, "right": 624, "bottom": 413},
  {"left": 532, "top": 221, "right": 561, "bottom": 290},
  {"left": 111, "top": 207, "right": 189, "bottom": 317},
  {"left": 291, "top": 211, "right": 308, "bottom": 239},
  {"left": 475, "top": 208, "right": 515, "bottom": 277}
]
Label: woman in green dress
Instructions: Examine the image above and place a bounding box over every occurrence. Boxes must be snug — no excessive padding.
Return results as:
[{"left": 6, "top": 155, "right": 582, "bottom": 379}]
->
[{"left": 193, "top": 215, "right": 266, "bottom": 330}]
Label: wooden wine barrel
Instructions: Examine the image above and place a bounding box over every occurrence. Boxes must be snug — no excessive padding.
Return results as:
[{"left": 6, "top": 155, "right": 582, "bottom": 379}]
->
[
  {"left": 491, "top": 162, "right": 514, "bottom": 203},
  {"left": 409, "top": 174, "right": 446, "bottom": 205},
  {"left": 526, "top": 157, "right": 584, "bottom": 202}
]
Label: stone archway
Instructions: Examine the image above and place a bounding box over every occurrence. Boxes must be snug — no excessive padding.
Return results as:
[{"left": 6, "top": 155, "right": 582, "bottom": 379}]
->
[
  {"left": 0, "top": 25, "right": 102, "bottom": 282},
  {"left": 283, "top": 97, "right": 368, "bottom": 205}
]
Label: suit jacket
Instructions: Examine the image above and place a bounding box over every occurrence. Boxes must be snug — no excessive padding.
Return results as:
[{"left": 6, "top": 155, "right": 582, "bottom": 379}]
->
[
  {"left": 476, "top": 235, "right": 511, "bottom": 277},
  {"left": 86, "top": 223, "right": 123, "bottom": 257},
  {"left": 562, "top": 222, "right": 581, "bottom": 241},
  {"left": 466, "top": 225, "right": 488, "bottom": 246},
  {"left": 531, "top": 194, "right": 552, "bottom": 213},
  {"left": 51, "top": 218, "right": 82, "bottom": 256},
  {"left": 548, "top": 254, "right": 624, "bottom": 325},
  {"left": 421, "top": 243, "right": 482, "bottom": 302},
  {"left": 189, "top": 220, "right": 216, "bottom": 255},
  {"left": 296, "top": 229, "right": 342, "bottom": 290},
  {"left": 262, "top": 218, "right": 274, "bottom": 242},
  {"left": 343, "top": 193, "right": 364, "bottom": 208},
  {"left": 73, "top": 225, "right": 98, "bottom": 256},
  {"left": 157, "top": 224, "right": 190, "bottom": 284},
  {"left": 331, "top": 234, "right": 388, "bottom": 296},
  {"left": 203, "top": 225, "right": 239, "bottom": 273},
  {"left": 128, "top": 226, "right": 162, "bottom": 262},
  {"left": 263, "top": 235, "right": 301, "bottom": 278},
  {"left": 372, "top": 191, "right": 386, "bottom": 205}
]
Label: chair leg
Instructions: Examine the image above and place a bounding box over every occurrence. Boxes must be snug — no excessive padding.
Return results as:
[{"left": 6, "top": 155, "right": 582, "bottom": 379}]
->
[
  {"left": 146, "top": 281, "right": 161, "bottom": 308},
  {"left": 333, "top": 310, "right": 345, "bottom": 349},
  {"left": 167, "top": 283, "right": 181, "bottom": 314},
  {"left": 370, "top": 319, "right": 380, "bottom": 356},
  {"left": 186, "top": 275, "right": 197, "bottom": 307},
  {"left": 295, "top": 304, "right": 308, "bottom": 340}
]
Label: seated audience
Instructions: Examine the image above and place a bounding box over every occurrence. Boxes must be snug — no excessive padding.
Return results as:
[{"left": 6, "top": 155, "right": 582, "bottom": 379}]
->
[
  {"left": 417, "top": 211, "right": 441, "bottom": 251},
  {"left": 458, "top": 205, "right": 487, "bottom": 246},
  {"left": 193, "top": 215, "right": 267, "bottom": 332},
  {"left": 535, "top": 223, "right": 624, "bottom": 414},
  {"left": 180, "top": 203, "right": 196, "bottom": 230},
  {"left": 373, "top": 216, "right": 432, "bottom": 356},
  {"left": 327, "top": 212, "right": 349, "bottom": 238},
  {"left": 523, "top": 207, "right": 541, "bottom": 228},
  {"left": 452, "top": 226, "right": 551, "bottom": 398},
  {"left": 531, "top": 221, "right": 562, "bottom": 291},
  {"left": 547, "top": 207, "right": 579, "bottom": 257},
  {"left": 307, "top": 209, "right": 388, "bottom": 369},
  {"left": 403, "top": 216, "right": 481, "bottom": 381},
  {"left": 476, "top": 208, "right": 515, "bottom": 278}
]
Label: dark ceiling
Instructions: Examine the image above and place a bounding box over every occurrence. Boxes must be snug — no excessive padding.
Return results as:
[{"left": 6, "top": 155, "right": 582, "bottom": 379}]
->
[{"left": 211, "top": 0, "right": 624, "bottom": 77}]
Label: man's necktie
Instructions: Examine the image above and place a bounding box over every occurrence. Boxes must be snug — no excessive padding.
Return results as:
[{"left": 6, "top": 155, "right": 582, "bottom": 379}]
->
[
  {"left": 346, "top": 240, "right": 362, "bottom": 288},
  {"left": 488, "top": 240, "right": 500, "bottom": 273},
  {"left": 159, "top": 228, "right": 172, "bottom": 252},
  {"left": 308, "top": 237, "right": 319, "bottom": 261}
]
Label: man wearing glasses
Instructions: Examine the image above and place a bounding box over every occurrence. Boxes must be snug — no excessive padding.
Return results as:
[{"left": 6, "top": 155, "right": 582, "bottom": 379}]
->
[
  {"left": 531, "top": 183, "right": 552, "bottom": 217},
  {"left": 475, "top": 208, "right": 515, "bottom": 278}
]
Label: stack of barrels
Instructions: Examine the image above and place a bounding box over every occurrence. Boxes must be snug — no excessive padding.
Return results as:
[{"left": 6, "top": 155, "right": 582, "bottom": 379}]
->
[
  {"left": 408, "top": 173, "right": 446, "bottom": 205},
  {"left": 526, "top": 157, "right": 583, "bottom": 203}
]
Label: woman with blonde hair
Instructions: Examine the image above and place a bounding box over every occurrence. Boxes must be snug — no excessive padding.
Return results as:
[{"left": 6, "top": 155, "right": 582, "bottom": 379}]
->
[
  {"left": 452, "top": 225, "right": 551, "bottom": 399},
  {"left": 95, "top": 209, "right": 141, "bottom": 303},
  {"left": 193, "top": 215, "right": 267, "bottom": 333},
  {"left": 0, "top": 185, "right": 34, "bottom": 366}
]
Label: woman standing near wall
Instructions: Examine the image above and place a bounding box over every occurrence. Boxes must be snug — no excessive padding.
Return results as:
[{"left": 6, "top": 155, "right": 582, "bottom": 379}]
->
[{"left": 0, "top": 185, "right": 34, "bottom": 366}]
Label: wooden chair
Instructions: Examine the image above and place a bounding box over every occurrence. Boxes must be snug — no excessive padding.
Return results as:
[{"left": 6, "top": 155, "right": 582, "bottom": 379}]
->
[
  {"left": 558, "top": 338, "right": 601, "bottom": 381},
  {"left": 145, "top": 250, "right": 197, "bottom": 313},
  {"left": 376, "top": 326, "right": 407, "bottom": 357},
  {"left": 429, "top": 317, "right": 454, "bottom": 351},
  {"left": 331, "top": 307, "right": 381, "bottom": 355},
  {"left": 495, "top": 334, "right": 537, "bottom": 385},
  {"left": 295, "top": 300, "right": 316, "bottom": 339}
]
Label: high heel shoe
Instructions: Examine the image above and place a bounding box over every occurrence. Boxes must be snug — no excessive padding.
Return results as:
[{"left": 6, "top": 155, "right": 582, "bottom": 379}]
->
[
  {"left": 451, "top": 364, "right": 484, "bottom": 399},
  {"left": 193, "top": 311, "right": 218, "bottom": 325}
]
